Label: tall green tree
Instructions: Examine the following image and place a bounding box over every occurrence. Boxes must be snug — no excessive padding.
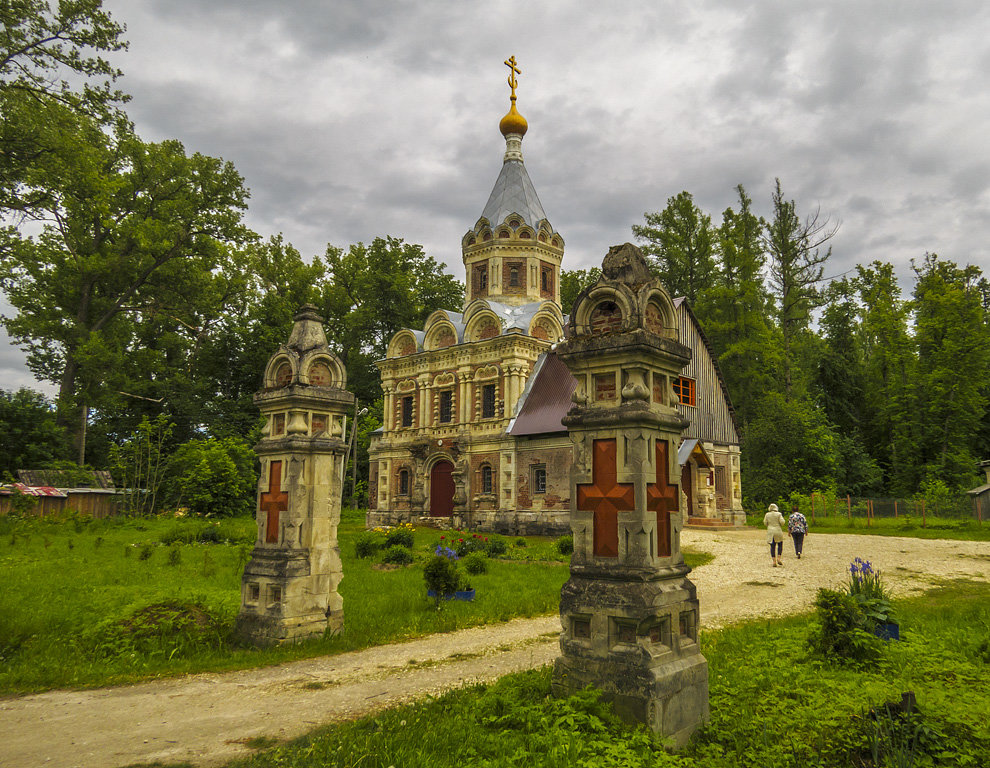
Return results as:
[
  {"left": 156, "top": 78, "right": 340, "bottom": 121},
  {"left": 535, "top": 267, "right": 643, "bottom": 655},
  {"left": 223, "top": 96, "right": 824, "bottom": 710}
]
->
[
  {"left": 559, "top": 267, "right": 600, "bottom": 316},
  {"left": 742, "top": 392, "right": 838, "bottom": 506},
  {"left": 0, "top": 387, "right": 67, "bottom": 477},
  {"left": 815, "top": 279, "right": 881, "bottom": 495},
  {"left": 762, "top": 179, "right": 837, "bottom": 399},
  {"left": 320, "top": 236, "right": 463, "bottom": 405},
  {"left": 191, "top": 235, "right": 324, "bottom": 440},
  {"left": 912, "top": 254, "right": 990, "bottom": 490},
  {"left": 816, "top": 279, "right": 867, "bottom": 437},
  {"left": 854, "top": 261, "right": 919, "bottom": 494},
  {"left": 1, "top": 0, "right": 127, "bottom": 215},
  {"left": 693, "top": 185, "right": 779, "bottom": 426},
  {"left": 633, "top": 191, "right": 716, "bottom": 303},
  {"left": 0, "top": 115, "right": 252, "bottom": 464}
]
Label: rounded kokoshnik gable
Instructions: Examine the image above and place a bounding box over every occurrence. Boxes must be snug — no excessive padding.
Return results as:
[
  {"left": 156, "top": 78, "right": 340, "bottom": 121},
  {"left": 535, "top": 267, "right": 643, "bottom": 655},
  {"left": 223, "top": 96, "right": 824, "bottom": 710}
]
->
[
  {"left": 568, "top": 243, "right": 681, "bottom": 347},
  {"left": 255, "top": 305, "right": 353, "bottom": 441}
]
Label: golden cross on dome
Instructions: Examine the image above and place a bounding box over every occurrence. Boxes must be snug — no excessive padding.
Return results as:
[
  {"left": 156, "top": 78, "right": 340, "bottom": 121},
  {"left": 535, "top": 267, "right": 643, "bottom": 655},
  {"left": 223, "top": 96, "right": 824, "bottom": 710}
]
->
[{"left": 504, "top": 55, "right": 521, "bottom": 99}]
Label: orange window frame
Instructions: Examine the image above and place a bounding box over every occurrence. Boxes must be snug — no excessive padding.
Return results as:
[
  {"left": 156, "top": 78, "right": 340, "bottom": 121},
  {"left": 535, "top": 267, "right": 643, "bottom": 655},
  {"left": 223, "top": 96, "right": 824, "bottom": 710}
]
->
[{"left": 674, "top": 376, "right": 696, "bottom": 407}]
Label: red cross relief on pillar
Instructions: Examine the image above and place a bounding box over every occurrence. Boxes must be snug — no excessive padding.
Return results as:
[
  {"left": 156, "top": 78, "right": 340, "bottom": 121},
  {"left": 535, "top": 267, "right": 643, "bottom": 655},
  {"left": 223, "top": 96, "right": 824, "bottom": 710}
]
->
[
  {"left": 576, "top": 439, "right": 634, "bottom": 558},
  {"left": 646, "top": 440, "right": 678, "bottom": 557},
  {"left": 260, "top": 460, "right": 288, "bottom": 544}
]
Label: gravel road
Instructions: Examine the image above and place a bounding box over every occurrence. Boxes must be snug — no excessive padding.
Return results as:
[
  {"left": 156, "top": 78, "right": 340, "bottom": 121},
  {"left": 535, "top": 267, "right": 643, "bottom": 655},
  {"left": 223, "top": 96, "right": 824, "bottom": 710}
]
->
[{"left": 1, "top": 528, "right": 987, "bottom": 768}]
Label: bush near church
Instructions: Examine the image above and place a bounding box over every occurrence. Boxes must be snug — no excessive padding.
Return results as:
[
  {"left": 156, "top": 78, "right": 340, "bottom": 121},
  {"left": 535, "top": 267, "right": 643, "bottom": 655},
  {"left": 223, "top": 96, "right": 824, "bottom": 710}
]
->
[{"left": 162, "top": 438, "right": 255, "bottom": 517}]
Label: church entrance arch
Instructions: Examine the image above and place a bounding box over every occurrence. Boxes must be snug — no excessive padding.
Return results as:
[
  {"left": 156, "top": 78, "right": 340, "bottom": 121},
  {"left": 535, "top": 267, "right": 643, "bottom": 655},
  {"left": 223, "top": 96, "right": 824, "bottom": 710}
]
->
[{"left": 429, "top": 459, "right": 455, "bottom": 517}]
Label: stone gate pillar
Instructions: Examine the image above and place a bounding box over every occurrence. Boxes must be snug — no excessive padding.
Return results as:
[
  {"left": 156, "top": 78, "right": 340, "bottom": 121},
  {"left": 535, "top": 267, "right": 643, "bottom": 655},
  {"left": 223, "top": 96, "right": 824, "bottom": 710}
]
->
[
  {"left": 234, "top": 304, "right": 355, "bottom": 645},
  {"left": 551, "top": 244, "right": 709, "bottom": 746}
]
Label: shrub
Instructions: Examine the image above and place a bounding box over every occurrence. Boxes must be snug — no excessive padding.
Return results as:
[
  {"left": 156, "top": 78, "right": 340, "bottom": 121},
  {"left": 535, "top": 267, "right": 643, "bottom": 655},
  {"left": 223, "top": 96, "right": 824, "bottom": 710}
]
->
[
  {"left": 450, "top": 533, "right": 487, "bottom": 557},
  {"left": 976, "top": 637, "right": 990, "bottom": 664},
  {"left": 383, "top": 526, "right": 414, "bottom": 549},
  {"left": 555, "top": 535, "right": 573, "bottom": 555},
  {"left": 809, "top": 588, "right": 883, "bottom": 664},
  {"left": 514, "top": 537, "right": 528, "bottom": 547},
  {"left": 463, "top": 551, "right": 488, "bottom": 575},
  {"left": 485, "top": 536, "right": 508, "bottom": 556},
  {"left": 167, "top": 546, "right": 181, "bottom": 566},
  {"left": 848, "top": 557, "right": 894, "bottom": 629},
  {"left": 160, "top": 522, "right": 225, "bottom": 546},
  {"left": 423, "top": 554, "right": 460, "bottom": 605},
  {"left": 137, "top": 543, "right": 154, "bottom": 561},
  {"left": 161, "top": 437, "right": 256, "bottom": 517},
  {"left": 89, "top": 600, "right": 228, "bottom": 660},
  {"left": 355, "top": 530, "right": 383, "bottom": 559},
  {"left": 381, "top": 545, "right": 414, "bottom": 566}
]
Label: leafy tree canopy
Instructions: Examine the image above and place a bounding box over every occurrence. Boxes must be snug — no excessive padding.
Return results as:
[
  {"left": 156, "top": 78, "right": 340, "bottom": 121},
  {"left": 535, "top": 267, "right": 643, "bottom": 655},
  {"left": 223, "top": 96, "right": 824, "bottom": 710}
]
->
[
  {"left": 0, "top": 387, "right": 67, "bottom": 478},
  {"left": 633, "top": 191, "right": 715, "bottom": 303}
]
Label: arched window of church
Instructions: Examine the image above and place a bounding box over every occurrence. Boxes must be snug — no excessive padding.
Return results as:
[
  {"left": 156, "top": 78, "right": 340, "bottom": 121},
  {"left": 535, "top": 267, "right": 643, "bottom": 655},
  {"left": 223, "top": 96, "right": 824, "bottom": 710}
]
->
[
  {"left": 481, "top": 465, "right": 493, "bottom": 494},
  {"left": 481, "top": 383, "right": 497, "bottom": 418},
  {"left": 509, "top": 266, "right": 519, "bottom": 287},
  {"left": 274, "top": 362, "right": 292, "bottom": 387},
  {"left": 398, "top": 469, "right": 410, "bottom": 495},
  {"left": 308, "top": 360, "right": 333, "bottom": 386},
  {"left": 475, "top": 263, "right": 489, "bottom": 296}
]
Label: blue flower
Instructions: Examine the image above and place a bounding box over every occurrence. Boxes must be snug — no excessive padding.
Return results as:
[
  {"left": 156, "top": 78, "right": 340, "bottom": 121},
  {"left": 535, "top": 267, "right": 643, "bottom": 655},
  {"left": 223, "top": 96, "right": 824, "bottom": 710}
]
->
[{"left": 434, "top": 544, "right": 459, "bottom": 560}]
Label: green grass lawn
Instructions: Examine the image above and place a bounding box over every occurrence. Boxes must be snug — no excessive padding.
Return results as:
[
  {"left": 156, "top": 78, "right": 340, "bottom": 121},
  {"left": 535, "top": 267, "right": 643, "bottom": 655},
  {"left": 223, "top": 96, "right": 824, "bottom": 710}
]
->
[
  {"left": 746, "top": 512, "right": 990, "bottom": 542},
  {"left": 212, "top": 581, "right": 990, "bottom": 768},
  {"left": 0, "top": 509, "right": 711, "bottom": 694}
]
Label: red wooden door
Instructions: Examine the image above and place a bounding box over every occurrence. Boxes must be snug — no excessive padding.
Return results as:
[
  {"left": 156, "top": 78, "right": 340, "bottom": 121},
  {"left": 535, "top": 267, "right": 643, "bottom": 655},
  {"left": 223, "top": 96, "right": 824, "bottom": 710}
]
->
[
  {"left": 429, "top": 460, "right": 455, "bottom": 517},
  {"left": 681, "top": 463, "right": 693, "bottom": 517}
]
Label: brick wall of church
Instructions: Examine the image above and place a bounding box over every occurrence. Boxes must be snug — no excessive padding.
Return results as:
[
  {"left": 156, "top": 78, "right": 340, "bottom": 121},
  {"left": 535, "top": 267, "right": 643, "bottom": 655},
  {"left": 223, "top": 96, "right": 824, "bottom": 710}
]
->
[
  {"left": 515, "top": 444, "right": 570, "bottom": 511},
  {"left": 368, "top": 463, "right": 378, "bottom": 510}
]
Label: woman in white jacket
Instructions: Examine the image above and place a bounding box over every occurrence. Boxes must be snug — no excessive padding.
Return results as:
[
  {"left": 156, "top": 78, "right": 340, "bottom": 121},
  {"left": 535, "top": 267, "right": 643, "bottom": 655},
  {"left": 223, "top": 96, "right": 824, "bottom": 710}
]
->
[{"left": 763, "top": 503, "right": 786, "bottom": 567}]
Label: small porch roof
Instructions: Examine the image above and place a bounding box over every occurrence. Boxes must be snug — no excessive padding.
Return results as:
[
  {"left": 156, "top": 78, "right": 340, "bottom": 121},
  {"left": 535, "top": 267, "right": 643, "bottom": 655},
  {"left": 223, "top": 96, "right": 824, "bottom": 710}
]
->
[{"left": 678, "top": 438, "right": 713, "bottom": 468}]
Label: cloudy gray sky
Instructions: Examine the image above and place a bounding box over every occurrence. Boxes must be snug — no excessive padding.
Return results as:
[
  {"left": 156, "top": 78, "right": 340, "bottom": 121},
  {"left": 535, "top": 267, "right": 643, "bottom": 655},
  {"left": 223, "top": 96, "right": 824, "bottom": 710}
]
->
[{"left": 4, "top": 0, "right": 990, "bottom": 394}]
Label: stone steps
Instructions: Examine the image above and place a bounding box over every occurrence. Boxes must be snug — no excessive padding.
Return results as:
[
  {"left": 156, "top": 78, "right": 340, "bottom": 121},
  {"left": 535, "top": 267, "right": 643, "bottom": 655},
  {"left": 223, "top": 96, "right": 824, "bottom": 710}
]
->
[{"left": 684, "top": 516, "right": 740, "bottom": 530}]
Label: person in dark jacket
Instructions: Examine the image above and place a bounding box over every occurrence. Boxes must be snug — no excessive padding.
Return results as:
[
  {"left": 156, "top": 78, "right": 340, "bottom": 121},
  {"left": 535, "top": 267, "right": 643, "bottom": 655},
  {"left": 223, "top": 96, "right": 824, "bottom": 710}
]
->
[{"left": 788, "top": 510, "right": 808, "bottom": 558}]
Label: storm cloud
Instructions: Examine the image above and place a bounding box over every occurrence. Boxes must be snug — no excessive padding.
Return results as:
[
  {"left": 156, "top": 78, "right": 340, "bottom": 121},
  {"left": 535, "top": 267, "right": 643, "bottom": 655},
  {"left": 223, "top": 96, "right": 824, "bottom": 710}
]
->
[{"left": 4, "top": 0, "right": 990, "bottom": 393}]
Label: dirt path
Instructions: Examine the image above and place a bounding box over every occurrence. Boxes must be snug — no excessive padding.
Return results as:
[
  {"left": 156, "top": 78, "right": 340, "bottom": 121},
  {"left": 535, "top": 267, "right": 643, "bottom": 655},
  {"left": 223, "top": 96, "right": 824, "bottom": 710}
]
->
[{"left": 2, "top": 529, "right": 988, "bottom": 768}]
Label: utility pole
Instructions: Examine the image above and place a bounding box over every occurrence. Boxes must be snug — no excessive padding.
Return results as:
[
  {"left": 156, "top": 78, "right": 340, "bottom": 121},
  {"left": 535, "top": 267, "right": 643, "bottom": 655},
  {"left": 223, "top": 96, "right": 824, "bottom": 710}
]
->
[{"left": 347, "top": 401, "right": 369, "bottom": 510}]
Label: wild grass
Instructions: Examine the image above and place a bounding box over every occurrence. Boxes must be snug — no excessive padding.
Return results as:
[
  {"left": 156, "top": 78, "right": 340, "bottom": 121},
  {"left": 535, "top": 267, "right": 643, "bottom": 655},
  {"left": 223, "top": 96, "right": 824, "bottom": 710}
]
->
[
  {"left": 746, "top": 512, "right": 990, "bottom": 542},
  {"left": 223, "top": 581, "right": 990, "bottom": 768},
  {"left": 0, "top": 509, "right": 713, "bottom": 693}
]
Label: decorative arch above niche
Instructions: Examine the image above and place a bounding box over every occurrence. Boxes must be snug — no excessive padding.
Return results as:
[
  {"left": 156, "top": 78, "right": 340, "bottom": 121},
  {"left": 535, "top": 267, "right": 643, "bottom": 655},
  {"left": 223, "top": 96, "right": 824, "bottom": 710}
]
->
[
  {"left": 308, "top": 360, "right": 333, "bottom": 386},
  {"left": 274, "top": 359, "right": 293, "bottom": 387},
  {"left": 474, "top": 364, "right": 500, "bottom": 382},
  {"left": 637, "top": 286, "right": 678, "bottom": 341},
  {"left": 466, "top": 311, "right": 502, "bottom": 342},
  {"left": 302, "top": 353, "right": 345, "bottom": 388},
  {"left": 529, "top": 314, "right": 562, "bottom": 341},
  {"left": 434, "top": 371, "right": 456, "bottom": 387},
  {"left": 426, "top": 324, "right": 457, "bottom": 350},
  {"left": 388, "top": 331, "right": 419, "bottom": 358},
  {"left": 572, "top": 285, "right": 636, "bottom": 338}
]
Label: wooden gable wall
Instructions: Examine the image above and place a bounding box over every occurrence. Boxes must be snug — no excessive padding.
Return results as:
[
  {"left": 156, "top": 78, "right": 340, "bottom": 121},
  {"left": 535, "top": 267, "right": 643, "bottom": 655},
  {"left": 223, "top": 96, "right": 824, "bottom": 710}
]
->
[{"left": 674, "top": 300, "right": 740, "bottom": 446}]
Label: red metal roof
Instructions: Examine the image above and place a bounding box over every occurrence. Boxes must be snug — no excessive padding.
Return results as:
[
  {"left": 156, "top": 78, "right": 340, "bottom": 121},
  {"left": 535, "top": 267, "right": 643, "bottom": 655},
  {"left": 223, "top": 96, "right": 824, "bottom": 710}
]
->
[
  {"left": 2, "top": 483, "right": 68, "bottom": 498},
  {"left": 507, "top": 352, "right": 575, "bottom": 436}
]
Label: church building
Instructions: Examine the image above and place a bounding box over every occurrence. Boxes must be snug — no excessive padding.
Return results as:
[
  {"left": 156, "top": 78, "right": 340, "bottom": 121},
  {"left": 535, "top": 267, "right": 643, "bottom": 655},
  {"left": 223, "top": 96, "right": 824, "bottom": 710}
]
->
[{"left": 367, "top": 60, "right": 744, "bottom": 535}]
